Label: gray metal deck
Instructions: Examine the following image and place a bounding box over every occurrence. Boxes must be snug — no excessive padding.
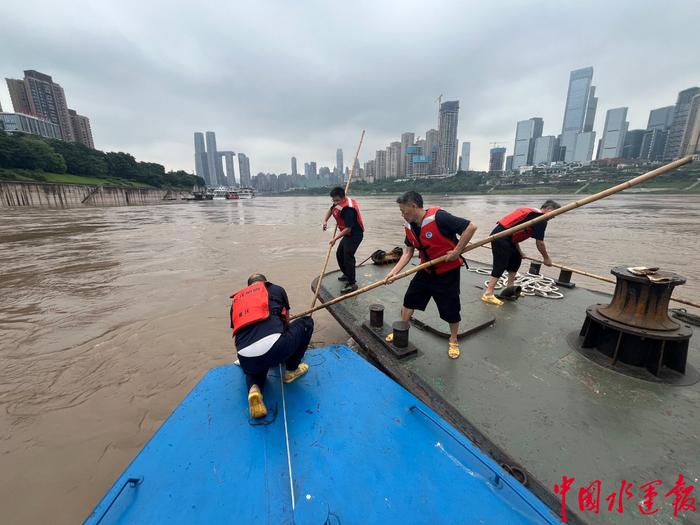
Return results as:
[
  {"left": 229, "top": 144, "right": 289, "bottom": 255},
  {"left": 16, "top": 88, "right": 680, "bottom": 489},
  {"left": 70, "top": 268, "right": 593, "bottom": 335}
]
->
[{"left": 315, "top": 259, "right": 700, "bottom": 525}]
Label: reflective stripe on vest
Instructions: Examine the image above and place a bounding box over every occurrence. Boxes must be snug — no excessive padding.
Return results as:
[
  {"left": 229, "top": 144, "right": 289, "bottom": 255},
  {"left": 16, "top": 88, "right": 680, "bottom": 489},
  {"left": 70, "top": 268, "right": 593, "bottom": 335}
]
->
[
  {"left": 230, "top": 281, "right": 270, "bottom": 335},
  {"left": 497, "top": 207, "right": 542, "bottom": 244},
  {"left": 331, "top": 198, "right": 365, "bottom": 232},
  {"left": 404, "top": 207, "right": 463, "bottom": 275}
]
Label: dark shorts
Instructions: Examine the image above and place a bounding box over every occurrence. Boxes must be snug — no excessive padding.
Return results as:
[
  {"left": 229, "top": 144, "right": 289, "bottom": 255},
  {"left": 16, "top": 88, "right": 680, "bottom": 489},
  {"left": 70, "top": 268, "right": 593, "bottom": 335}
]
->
[
  {"left": 403, "top": 268, "right": 461, "bottom": 323},
  {"left": 490, "top": 234, "right": 522, "bottom": 278}
]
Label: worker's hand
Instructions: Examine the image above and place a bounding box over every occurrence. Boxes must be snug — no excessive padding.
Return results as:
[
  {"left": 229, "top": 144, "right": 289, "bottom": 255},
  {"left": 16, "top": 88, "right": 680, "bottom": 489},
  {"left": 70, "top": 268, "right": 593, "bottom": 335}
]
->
[
  {"left": 543, "top": 256, "right": 552, "bottom": 267},
  {"left": 328, "top": 237, "right": 337, "bottom": 246},
  {"left": 445, "top": 249, "right": 460, "bottom": 262},
  {"left": 384, "top": 270, "right": 397, "bottom": 285},
  {"left": 322, "top": 221, "right": 328, "bottom": 231}
]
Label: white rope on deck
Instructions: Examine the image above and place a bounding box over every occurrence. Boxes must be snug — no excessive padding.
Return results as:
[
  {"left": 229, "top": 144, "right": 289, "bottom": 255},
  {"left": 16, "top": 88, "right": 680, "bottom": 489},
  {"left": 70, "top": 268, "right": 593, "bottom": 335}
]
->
[
  {"left": 279, "top": 364, "right": 296, "bottom": 510},
  {"left": 468, "top": 267, "right": 564, "bottom": 299}
]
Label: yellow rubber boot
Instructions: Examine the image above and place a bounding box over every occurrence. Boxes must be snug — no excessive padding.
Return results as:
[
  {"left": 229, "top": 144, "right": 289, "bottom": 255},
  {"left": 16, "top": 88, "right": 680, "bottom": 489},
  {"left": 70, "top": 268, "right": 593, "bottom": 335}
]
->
[
  {"left": 481, "top": 294, "right": 504, "bottom": 306},
  {"left": 247, "top": 387, "right": 268, "bottom": 419},
  {"left": 284, "top": 363, "right": 309, "bottom": 384},
  {"left": 448, "top": 341, "right": 460, "bottom": 359}
]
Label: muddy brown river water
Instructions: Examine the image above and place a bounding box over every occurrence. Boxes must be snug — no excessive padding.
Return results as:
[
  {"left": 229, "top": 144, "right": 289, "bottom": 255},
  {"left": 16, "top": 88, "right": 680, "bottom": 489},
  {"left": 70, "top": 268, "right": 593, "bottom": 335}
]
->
[{"left": 1, "top": 194, "right": 698, "bottom": 524}]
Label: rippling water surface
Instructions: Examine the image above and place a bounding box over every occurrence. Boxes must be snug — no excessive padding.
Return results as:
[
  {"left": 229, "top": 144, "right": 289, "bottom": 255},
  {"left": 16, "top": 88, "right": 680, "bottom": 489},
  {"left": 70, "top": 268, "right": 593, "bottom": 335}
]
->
[{"left": 1, "top": 194, "right": 698, "bottom": 524}]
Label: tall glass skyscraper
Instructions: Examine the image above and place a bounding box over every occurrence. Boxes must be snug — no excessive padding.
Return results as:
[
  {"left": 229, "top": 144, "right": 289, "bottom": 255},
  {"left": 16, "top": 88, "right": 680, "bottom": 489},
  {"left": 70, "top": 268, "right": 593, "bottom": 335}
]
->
[
  {"left": 559, "top": 67, "right": 596, "bottom": 162},
  {"left": 193, "top": 132, "right": 210, "bottom": 184},
  {"left": 437, "top": 101, "right": 459, "bottom": 174},
  {"left": 512, "top": 118, "right": 543, "bottom": 169},
  {"left": 599, "top": 107, "right": 629, "bottom": 159}
]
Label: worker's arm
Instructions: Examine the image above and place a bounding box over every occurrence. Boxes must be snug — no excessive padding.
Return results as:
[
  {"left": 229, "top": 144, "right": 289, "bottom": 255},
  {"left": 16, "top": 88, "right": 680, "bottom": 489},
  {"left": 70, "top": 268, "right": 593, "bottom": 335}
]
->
[
  {"left": 536, "top": 239, "right": 552, "bottom": 266},
  {"left": 329, "top": 227, "right": 352, "bottom": 244},
  {"left": 384, "top": 246, "right": 415, "bottom": 284},
  {"left": 446, "top": 222, "right": 477, "bottom": 261},
  {"left": 322, "top": 207, "right": 333, "bottom": 231}
]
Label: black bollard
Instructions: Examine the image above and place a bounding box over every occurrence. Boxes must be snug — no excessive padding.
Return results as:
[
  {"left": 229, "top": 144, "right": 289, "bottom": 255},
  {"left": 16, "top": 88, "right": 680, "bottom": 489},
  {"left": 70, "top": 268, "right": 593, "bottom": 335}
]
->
[
  {"left": 528, "top": 262, "right": 542, "bottom": 275},
  {"left": 391, "top": 321, "right": 410, "bottom": 348},
  {"left": 369, "top": 304, "right": 384, "bottom": 328},
  {"left": 556, "top": 269, "right": 576, "bottom": 289}
]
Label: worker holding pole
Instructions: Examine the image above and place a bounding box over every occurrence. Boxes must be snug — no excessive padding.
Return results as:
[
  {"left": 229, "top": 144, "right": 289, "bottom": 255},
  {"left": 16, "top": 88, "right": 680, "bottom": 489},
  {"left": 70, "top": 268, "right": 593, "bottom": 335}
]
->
[{"left": 384, "top": 191, "right": 478, "bottom": 359}]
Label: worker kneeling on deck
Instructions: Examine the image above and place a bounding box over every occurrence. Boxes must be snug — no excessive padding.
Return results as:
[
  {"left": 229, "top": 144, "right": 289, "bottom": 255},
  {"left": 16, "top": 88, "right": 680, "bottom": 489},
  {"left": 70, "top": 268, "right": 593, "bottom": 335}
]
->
[
  {"left": 384, "top": 191, "right": 477, "bottom": 360},
  {"left": 482, "top": 200, "right": 561, "bottom": 306},
  {"left": 230, "top": 273, "right": 314, "bottom": 419},
  {"left": 322, "top": 187, "right": 365, "bottom": 294}
]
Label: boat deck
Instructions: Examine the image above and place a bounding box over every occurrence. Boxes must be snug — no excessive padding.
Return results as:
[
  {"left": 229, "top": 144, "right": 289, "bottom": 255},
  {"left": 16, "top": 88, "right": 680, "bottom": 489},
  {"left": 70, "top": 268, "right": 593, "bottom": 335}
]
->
[
  {"left": 316, "top": 259, "right": 700, "bottom": 525},
  {"left": 85, "top": 346, "right": 558, "bottom": 524}
]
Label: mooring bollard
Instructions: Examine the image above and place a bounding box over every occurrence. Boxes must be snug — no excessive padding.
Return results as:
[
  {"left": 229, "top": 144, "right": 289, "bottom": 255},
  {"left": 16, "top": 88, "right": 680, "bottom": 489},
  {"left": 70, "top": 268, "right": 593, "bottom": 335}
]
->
[
  {"left": 369, "top": 304, "right": 384, "bottom": 328},
  {"left": 391, "top": 321, "right": 409, "bottom": 348},
  {"left": 556, "top": 269, "right": 576, "bottom": 288},
  {"left": 528, "top": 262, "right": 542, "bottom": 275}
]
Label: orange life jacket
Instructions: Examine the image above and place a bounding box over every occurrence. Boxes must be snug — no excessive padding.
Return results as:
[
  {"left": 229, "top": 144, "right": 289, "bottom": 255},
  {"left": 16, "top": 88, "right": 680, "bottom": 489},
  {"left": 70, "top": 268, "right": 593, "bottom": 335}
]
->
[
  {"left": 404, "top": 207, "right": 463, "bottom": 275},
  {"left": 497, "top": 207, "right": 542, "bottom": 244},
  {"left": 230, "top": 282, "right": 270, "bottom": 335},
  {"left": 331, "top": 197, "right": 365, "bottom": 232}
]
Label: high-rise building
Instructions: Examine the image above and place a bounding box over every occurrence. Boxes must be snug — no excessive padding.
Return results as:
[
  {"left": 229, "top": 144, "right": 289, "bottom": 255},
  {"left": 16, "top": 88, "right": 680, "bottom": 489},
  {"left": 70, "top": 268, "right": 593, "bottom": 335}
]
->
[
  {"left": 599, "top": 107, "right": 629, "bottom": 159},
  {"left": 437, "top": 101, "right": 459, "bottom": 174},
  {"left": 572, "top": 131, "right": 596, "bottom": 162},
  {"left": 218, "top": 152, "right": 236, "bottom": 184},
  {"left": 460, "top": 142, "right": 471, "bottom": 171},
  {"left": 489, "top": 147, "right": 506, "bottom": 172},
  {"left": 6, "top": 70, "right": 75, "bottom": 142},
  {"left": 336, "top": 148, "right": 343, "bottom": 176},
  {"left": 400, "top": 132, "right": 415, "bottom": 176},
  {"left": 238, "top": 153, "right": 251, "bottom": 186},
  {"left": 640, "top": 106, "right": 675, "bottom": 161},
  {"left": 505, "top": 155, "right": 514, "bottom": 172},
  {"left": 6, "top": 78, "right": 31, "bottom": 114},
  {"left": 583, "top": 86, "right": 598, "bottom": 132},
  {"left": 647, "top": 106, "right": 675, "bottom": 130},
  {"left": 512, "top": 118, "right": 544, "bottom": 169},
  {"left": 205, "top": 131, "right": 221, "bottom": 185},
  {"left": 425, "top": 129, "right": 439, "bottom": 174},
  {"left": 375, "top": 150, "right": 387, "bottom": 181},
  {"left": 68, "top": 109, "right": 94, "bottom": 148},
  {"left": 310, "top": 162, "right": 318, "bottom": 177},
  {"left": 291, "top": 156, "right": 298, "bottom": 176},
  {"left": 388, "top": 141, "right": 401, "bottom": 179},
  {"left": 681, "top": 93, "right": 700, "bottom": 156},
  {"left": 664, "top": 87, "right": 700, "bottom": 160},
  {"left": 559, "top": 67, "right": 596, "bottom": 162},
  {"left": 363, "top": 160, "right": 376, "bottom": 182},
  {"left": 621, "top": 129, "right": 645, "bottom": 159},
  {"left": 532, "top": 136, "right": 559, "bottom": 165},
  {"left": 193, "top": 133, "right": 210, "bottom": 184}
]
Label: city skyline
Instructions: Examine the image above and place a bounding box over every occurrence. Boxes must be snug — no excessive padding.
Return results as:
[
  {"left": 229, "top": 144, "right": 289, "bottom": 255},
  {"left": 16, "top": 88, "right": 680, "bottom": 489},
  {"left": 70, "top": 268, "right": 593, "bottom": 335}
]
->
[{"left": 1, "top": 1, "right": 699, "bottom": 173}]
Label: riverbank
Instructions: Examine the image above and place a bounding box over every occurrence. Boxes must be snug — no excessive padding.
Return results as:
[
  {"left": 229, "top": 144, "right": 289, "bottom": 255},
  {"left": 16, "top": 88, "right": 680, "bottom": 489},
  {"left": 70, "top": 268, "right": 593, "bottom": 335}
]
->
[
  {"left": 0, "top": 180, "right": 186, "bottom": 208},
  {"left": 271, "top": 163, "right": 700, "bottom": 196}
]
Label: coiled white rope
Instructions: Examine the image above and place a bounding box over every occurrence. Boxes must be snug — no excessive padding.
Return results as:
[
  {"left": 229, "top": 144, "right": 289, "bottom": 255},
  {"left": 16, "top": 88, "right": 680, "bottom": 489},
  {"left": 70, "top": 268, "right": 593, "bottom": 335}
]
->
[{"left": 467, "top": 267, "right": 564, "bottom": 299}]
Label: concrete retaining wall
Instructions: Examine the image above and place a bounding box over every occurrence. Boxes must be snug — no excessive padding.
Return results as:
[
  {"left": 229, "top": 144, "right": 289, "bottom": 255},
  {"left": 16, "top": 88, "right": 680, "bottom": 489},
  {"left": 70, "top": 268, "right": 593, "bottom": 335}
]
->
[{"left": 0, "top": 182, "right": 182, "bottom": 208}]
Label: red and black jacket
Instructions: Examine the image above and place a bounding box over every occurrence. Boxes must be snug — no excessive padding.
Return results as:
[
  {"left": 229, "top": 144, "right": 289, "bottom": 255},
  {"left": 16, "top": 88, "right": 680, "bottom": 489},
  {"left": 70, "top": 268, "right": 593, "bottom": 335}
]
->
[{"left": 404, "top": 207, "right": 464, "bottom": 275}]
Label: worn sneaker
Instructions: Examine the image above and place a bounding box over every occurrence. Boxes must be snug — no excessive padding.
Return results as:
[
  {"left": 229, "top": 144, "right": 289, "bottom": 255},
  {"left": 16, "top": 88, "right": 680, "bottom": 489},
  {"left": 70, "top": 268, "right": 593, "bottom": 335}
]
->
[
  {"left": 337, "top": 275, "right": 349, "bottom": 282},
  {"left": 341, "top": 283, "right": 358, "bottom": 294},
  {"left": 481, "top": 294, "right": 504, "bottom": 306},
  {"left": 247, "top": 388, "right": 268, "bottom": 419},
  {"left": 284, "top": 363, "right": 309, "bottom": 384}
]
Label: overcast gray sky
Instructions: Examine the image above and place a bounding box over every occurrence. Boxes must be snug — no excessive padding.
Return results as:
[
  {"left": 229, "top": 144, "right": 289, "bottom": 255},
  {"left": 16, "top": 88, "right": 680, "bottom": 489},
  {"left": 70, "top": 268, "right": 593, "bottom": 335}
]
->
[{"left": 2, "top": 0, "right": 698, "bottom": 174}]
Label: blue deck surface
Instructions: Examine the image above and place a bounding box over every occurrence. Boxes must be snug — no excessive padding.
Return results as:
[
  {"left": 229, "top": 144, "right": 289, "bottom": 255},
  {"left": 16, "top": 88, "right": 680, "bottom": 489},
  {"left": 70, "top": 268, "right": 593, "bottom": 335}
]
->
[{"left": 85, "top": 346, "right": 560, "bottom": 524}]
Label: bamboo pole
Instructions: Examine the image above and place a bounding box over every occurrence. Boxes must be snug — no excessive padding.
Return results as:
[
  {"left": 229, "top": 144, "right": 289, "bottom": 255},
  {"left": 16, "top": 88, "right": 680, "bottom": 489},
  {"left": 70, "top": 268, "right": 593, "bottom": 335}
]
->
[
  {"left": 291, "top": 156, "right": 693, "bottom": 319},
  {"left": 309, "top": 130, "right": 365, "bottom": 309}
]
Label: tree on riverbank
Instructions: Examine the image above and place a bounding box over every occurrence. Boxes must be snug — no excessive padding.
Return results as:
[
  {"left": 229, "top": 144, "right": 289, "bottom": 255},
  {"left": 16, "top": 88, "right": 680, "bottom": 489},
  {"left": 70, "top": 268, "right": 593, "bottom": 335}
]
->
[{"left": 0, "top": 131, "right": 204, "bottom": 189}]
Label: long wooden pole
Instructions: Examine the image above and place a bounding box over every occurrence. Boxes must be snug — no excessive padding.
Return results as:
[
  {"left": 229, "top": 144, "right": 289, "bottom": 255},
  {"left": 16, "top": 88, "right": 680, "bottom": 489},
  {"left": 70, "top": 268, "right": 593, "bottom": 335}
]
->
[
  {"left": 309, "top": 130, "right": 365, "bottom": 309},
  {"left": 291, "top": 156, "right": 693, "bottom": 319}
]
